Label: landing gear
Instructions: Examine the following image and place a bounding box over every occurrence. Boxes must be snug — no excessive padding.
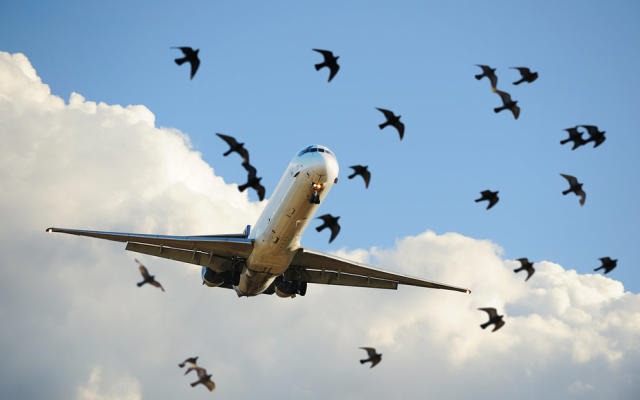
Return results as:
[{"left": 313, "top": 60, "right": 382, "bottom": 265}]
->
[
  {"left": 310, "top": 182, "right": 323, "bottom": 204},
  {"left": 274, "top": 276, "right": 307, "bottom": 298}
]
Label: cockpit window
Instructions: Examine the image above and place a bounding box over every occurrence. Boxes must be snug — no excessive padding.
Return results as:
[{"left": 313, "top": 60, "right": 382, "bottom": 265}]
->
[{"left": 298, "top": 146, "right": 333, "bottom": 156}]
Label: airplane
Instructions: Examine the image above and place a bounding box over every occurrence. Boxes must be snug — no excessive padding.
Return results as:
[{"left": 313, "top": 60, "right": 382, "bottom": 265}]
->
[{"left": 47, "top": 145, "right": 470, "bottom": 298}]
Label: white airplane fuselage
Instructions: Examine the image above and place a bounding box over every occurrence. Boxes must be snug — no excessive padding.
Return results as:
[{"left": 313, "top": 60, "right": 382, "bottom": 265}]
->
[{"left": 234, "top": 145, "right": 339, "bottom": 296}]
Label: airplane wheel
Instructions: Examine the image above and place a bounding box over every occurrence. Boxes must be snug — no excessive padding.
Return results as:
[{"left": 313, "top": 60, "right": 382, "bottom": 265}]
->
[{"left": 298, "top": 281, "right": 307, "bottom": 296}]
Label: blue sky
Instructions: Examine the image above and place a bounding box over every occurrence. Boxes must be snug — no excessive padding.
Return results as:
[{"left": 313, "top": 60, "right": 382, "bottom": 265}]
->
[
  {"left": 1, "top": 1, "right": 639, "bottom": 398},
  {"left": 6, "top": 0, "right": 635, "bottom": 288}
]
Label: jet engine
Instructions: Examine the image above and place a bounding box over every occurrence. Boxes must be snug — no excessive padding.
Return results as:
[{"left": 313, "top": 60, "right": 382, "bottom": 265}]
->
[
  {"left": 274, "top": 276, "right": 307, "bottom": 298},
  {"left": 201, "top": 267, "right": 226, "bottom": 287}
]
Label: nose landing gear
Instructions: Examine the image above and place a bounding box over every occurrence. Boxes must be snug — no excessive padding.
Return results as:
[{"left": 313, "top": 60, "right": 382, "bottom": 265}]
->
[{"left": 310, "top": 182, "right": 323, "bottom": 204}]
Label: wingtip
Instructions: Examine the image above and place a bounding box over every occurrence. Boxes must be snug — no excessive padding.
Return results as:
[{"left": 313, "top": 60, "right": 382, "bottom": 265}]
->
[
  {"left": 466, "top": 289, "right": 472, "bottom": 294},
  {"left": 46, "top": 227, "right": 54, "bottom": 233}
]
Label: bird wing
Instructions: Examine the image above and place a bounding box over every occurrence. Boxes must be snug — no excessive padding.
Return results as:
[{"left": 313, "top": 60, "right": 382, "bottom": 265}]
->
[
  {"left": 495, "top": 90, "right": 513, "bottom": 104},
  {"left": 215, "top": 132, "right": 239, "bottom": 147},
  {"left": 328, "top": 223, "right": 341, "bottom": 243},
  {"left": 189, "top": 57, "right": 200, "bottom": 79},
  {"left": 172, "top": 46, "right": 194, "bottom": 55},
  {"left": 287, "top": 248, "right": 471, "bottom": 293},
  {"left": 138, "top": 265, "right": 150, "bottom": 279},
  {"left": 511, "top": 104, "right": 520, "bottom": 119},
  {"left": 46, "top": 227, "right": 254, "bottom": 275},
  {"left": 560, "top": 173, "right": 578, "bottom": 186},
  {"left": 578, "top": 190, "right": 586, "bottom": 206},
  {"left": 376, "top": 107, "right": 395, "bottom": 120},
  {"left": 312, "top": 48, "right": 334, "bottom": 59},
  {"left": 150, "top": 280, "right": 165, "bottom": 291},
  {"left": 203, "top": 379, "right": 216, "bottom": 391},
  {"left": 492, "top": 319, "right": 505, "bottom": 332},
  {"left": 396, "top": 121, "right": 405, "bottom": 139},
  {"left": 360, "top": 347, "right": 377, "bottom": 357},
  {"left": 255, "top": 183, "right": 266, "bottom": 201},
  {"left": 517, "top": 258, "right": 530, "bottom": 266},
  {"left": 511, "top": 66, "right": 530, "bottom": 75},
  {"left": 478, "top": 307, "right": 498, "bottom": 318}
]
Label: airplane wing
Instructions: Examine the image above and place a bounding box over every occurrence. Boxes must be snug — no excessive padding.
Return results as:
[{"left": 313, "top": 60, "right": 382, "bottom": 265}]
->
[
  {"left": 46, "top": 227, "right": 253, "bottom": 273},
  {"left": 285, "top": 248, "right": 470, "bottom": 294}
]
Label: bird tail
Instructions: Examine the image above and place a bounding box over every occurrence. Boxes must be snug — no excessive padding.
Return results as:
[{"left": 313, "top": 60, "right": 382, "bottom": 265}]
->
[
  {"left": 360, "top": 359, "right": 367, "bottom": 364},
  {"left": 178, "top": 363, "right": 185, "bottom": 368},
  {"left": 493, "top": 107, "right": 504, "bottom": 113},
  {"left": 560, "top": 139, "right": 570, "bottom": 145},
  {"left": 474, "top": 73, "right": 483, "bottom": 80},
  {"left": 190, "top": 382, "right": 198, "bottom": 387},
  {"left": 594, "top": 267, "right": 603, "bottom": 272},
  {"left": 474, "top": 198, "right": 482, "bottom": 203},
  {"left": 378, "top": 122, "right": 387, "bottom": 130},
  {"left": 136, "top": 282, "right": 144, "bottom": 287},
  {"left": 314, "top": 63, "right": 324, "bottom": 71},
  {"left": 562, "top": 189, "right": 570, "bottom": 195},
  {"left": 512, "top": 79, "right": 524, "bottom": 85},
  {"left": 238, "top": 183, "right": 248, "bottom": 192},
  {"left": 480, "top": 322, "right": 489, "bottom": 329},
  {"left": 175, "top": 57, "right": 187, "bottom": 65},
  {"left": 315, "top": 226, "right": 323, "bottom": 232}
]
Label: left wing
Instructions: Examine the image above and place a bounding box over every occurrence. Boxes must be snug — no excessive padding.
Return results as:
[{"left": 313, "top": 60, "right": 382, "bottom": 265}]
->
[
  {"left": 285, "top": 248, "right": 470, "bottom": 294},
  {"left": 46, "top": 227, "right": 253, "bottom": 273}
]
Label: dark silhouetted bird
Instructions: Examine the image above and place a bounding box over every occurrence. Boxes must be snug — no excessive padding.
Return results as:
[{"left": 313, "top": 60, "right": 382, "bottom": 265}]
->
[
  {"left": 376, "top": 107, "right": 404, "bottom": 140},
  {"left": 316, "top": 214, "right": 340, "bottom": 243},
  {"left": 172, "top": 46, "right": 200, "bottom": 79},
  {"left": 475, "top": 64, "right": 498, "bottom": 91},
  {"left": 560, "top": 173, "right": 586, "bottom": 206},
  {"left": 215, "top": 133, "right": 250, "bottom": 163},
  {"left": 493, "top": 90, "right": 520, "bottom": 119},
  {"left": 581, "top": 125, "right": 606, "bottom": 148},
  {"left": 513, "top": 258, "right": 535, "bottom": 281},
  {"left": 312, "top": 49, "right": 340, "bottom": 82},
  {"left": 478, "top": 307, "right": 505, "bottom": 332},
  {"left": 189, "top": 366, "right": 216, "bottom": 392},
  {"left": 510, "top": 67, "right": 538, "bottom": 85},
  {"left": 560, "top": 127, "right": 587, "bottom": 150},
  {"left": 178, "top": 356, "right": 199, "bottom": 369},
  {"left": 475, "top": 190, "right": 499, "bottom": 210},
  {"left": 239, "top": 161, "right": 266, "bottom": 201},
  {"left": 135, "top": 259, "right": 165, "bottom": 292},
  {"left": 359, "top": 347, "right": 382, "bottom": 368},
  {"left": 348, "top": 165, "right": 371, "bottom": 188},
  {"left": 594, "top": 257, "right": 618, "bottom": 274}
]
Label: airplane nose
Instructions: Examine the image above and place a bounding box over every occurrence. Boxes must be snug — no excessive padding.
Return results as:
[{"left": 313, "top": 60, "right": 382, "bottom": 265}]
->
[{"left": 308, "top": 152, "right": 338, "bottom": 183}]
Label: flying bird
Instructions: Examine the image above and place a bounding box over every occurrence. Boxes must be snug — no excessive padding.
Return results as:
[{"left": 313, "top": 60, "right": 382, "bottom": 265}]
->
[
  {"left": 215, "top": 133, "right": 250, "bottom": 163},
  {"left": 560, "top": 173, "right": 586, "bottom": 206},
  {"left": 594, "top": 257, "right": 618, "bottom": 274},
  {"left": 315, "top": 214, "right": 340, "bottom": 243},
  {"left": 189, "top": 366, "right": 216, "bottom": 392},
  {"left": 581, "top": 125, "right": 606, "bottom": 148},
  {"left": 510, "top": 67, "right": 538, "bottom": 85},
  {"left": 172, "top": 46, "right": 200, "bottom": 79},
  {"left": 178, "top": 356, "right": 199, "bottom": 369},
  {"left": 493, "top": 89, "right": 520, "bottom": 119},
  {"left": 359, "top": 347, "right": 382, "bottom": 368},
  {"left": 135, "top": 259, "right": 165, "bottom": 292},
  {"left": 238, "top": 161, "right": 266, "bottom": 201},
  {"left": 513, "top": 258, "right": 535, "bottom": 281},
  {"left": 475, "top": 190, "right": 499, "bottom": 210},
  {"left": 478, "top": 307, "right": 505, "bottom": 332},
  {"left": 376, "top": 107, "right": 405, "bottom": 140},
  {"left": 475, "top": 64, "right": 498, "bottom": 91},
  {"left": 348, "top": 165, "right": 371, "bottom": 188},
  {"left": 560, "top": 127, "right": 587, "bottom": 150},
  {"left": 312, "top": 48, "right": 340, "bottom": 82}
]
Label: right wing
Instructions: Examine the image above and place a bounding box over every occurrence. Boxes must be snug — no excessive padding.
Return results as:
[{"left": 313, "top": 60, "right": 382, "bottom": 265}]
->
[
  {"left": 46, "top": 227, "right": 253, "bottom": 273},
  {"left": 285, "top": 248, "right": 470, "bottom": 294}
]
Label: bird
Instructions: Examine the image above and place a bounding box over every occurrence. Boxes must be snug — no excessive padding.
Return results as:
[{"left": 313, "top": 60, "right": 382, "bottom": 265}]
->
[
  {"left": 513, "top": 258, "right": 535, "bottom": 281},
  {"left": 493, "top": 89, "right": 520, "bottom": 119},
  {"left": 510, "top": 67, "right": 538, "bottom": 85},
  {"left": 478, "top": 307, "right": 505, "bottom": 332},
  {"left": 560, "top": 127, "right": 587, "bottom": 150},
  {"left": 376, "top": 107, "right": 405, "bottom": 140},
  {"left": 172, "top": 46, "right": 200, "bottom": 79},
  {"left": 189, "top": 366, "right": 216, "bottom": 392},
  {"left": 359, "top": 347, "right": 382, "bottom": 368},
  {"left": 581, "top": 125, "right": 606, "bottom": 148},
  {"left": 560, "top": 173, "right": 586, "bottom": 206},
  {"left": 315, "top": 214, "right": 340, "bottom": 243},
  {"left": 475, "top": 64, "right": 498, "bottom": 91},
  {"left": 215, "top": 133, "right": 250, "bottom": 163},
  {"left": 238, "top": 161, "right": 266, "bottom": 201},
  {"left": 312, "top": 49, "right": 340, "bottom": 82},
  {"left": 348, "top": 165, "right": 371, "bottom": 188},
  {"left": 475, "top": 190, "right": 499, "bottom": 210},
  {"left": 135, "top": 259, "right": 165, "bottom": 292},
  {"left": 178, "top": 356, "right": 199, "bottom": 369},
  {"left": 594, "top": 257, "right": 618, "bottom": 274}
]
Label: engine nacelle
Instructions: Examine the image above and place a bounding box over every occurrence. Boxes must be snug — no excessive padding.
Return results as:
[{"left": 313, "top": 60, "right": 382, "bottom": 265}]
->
[
  {"left": 274, "top": 276, "right": 307, "bottom": 298},
  {"left": 201, "top": 267, "right": 226, "bottom": 287}
]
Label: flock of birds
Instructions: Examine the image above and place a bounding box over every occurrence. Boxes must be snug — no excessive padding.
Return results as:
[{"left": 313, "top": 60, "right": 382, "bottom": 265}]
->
[{"left": 120, "top": 46, "right": 623, "bottom": 392}]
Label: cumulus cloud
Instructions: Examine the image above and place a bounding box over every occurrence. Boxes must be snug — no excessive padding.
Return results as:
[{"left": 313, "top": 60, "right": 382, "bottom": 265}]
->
[{"left": 1, "top": 52, "right": 639, "bottom": 399}]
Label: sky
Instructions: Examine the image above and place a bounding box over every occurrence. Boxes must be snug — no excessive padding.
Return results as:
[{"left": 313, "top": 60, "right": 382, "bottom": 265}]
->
[{"left": 1, "top": 1, "right": 639, "bottom": 399}]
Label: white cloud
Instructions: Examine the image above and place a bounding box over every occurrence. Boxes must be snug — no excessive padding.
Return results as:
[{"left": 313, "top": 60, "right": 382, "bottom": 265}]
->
[{"left": 1, "top": 52, "right": 639, "bottom": 399}]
